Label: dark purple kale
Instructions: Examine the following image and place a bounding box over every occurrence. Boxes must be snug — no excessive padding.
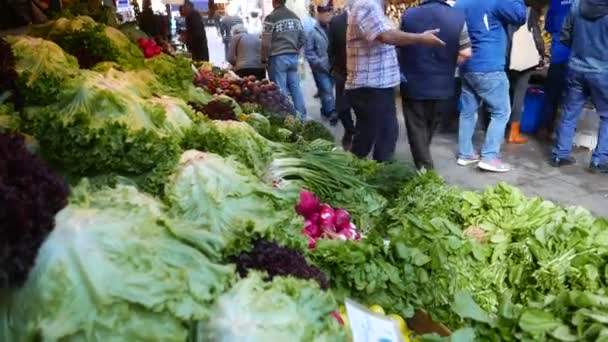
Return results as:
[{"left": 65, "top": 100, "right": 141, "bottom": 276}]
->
[
  {"left": 0, "top": 38, "right": 21, "bottom": 107},
  {"left": 236, "top": 240, "right": 329, "bottom": 289},
  {"left": 1, "top": 133, "right": 70, "bottom": 288}
]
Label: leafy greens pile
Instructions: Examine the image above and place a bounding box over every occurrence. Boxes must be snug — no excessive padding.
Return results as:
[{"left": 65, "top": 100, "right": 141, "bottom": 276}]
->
[
  {"left": 30, "top": 16, "right": 144, "bottom": 69},
  {"left": 24, "top": 68, "right": 195, "bottom": 194},
  {"left": 199, "top": 272, "right": 346, "bottom": 342},
  {"left": 165, "top": 150, "right": 306, "bottom": 260},
  {"left": 1, "top": 183, "right": 235, "bottom": 341},
  {"left": 0, "top": 133, "right": 69, "bottom": 288},
  {"left": 7, "top": 36, "right": 79, "bottom": 106},
  {"left": 235, "top": 240, "right": 329, "bottom": 289}
]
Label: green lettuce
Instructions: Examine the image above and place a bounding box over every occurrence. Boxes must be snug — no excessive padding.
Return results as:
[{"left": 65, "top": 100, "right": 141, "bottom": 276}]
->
[
  {"left": 165, "top": 150, "right": 305, "bottom": 259},
  {"left": 7, "top": 35, "right": 79, "bottom": 105},
  {"left": 32, "top": 16, "right": 143, "bottom": 69},
  {"left": 0, "top": 183, "right": 235, "bottom": 342},
  {"left": 199, "top": 272, "right": 347, "bottom": 342},
  {"left": 26, "top": 69, "right": 194, "bottom": 195},
  {"left": 183, "top": 120, "right": 276, "bottom": 177}
]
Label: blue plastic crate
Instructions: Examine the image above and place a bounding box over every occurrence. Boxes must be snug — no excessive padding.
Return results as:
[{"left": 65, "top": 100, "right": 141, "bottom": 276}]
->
[{"left": 520, "top": 87, "right": 545, "bottom": 133}]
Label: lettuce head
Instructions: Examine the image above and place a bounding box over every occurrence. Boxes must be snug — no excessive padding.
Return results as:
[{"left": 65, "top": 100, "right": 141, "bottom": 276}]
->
[
  {"left": 32, "top": 16, "right": 144, "bottom": 69},
  {"left": 0, "top": 183, "right": 235, "bottom": 342},
  {"left": 199, "top": 272, "right": 347, "bottom": 342},
  {"left": 26, "top": 69, "right": 194, "bottom": 194},
  {"left": 7, "top": 35, "right": 79, "bottom": 105},
  {"left": 165, "top": 150, "right": 305, "bottom": 258}
]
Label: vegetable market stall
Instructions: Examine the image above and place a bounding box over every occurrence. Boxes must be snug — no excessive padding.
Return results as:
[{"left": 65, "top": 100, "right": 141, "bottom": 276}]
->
[{"left": 2, "top": 15, "right": 608, "bottom": 342}]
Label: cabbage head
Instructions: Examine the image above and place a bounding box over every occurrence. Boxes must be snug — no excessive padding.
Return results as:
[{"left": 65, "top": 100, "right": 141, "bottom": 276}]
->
[
  {"left": 7, "top": 36, "right": 79, "bottom": 105},
  {"left": 199, "top": 272, "right": 347, "bottom": 342},
  {"left": 0, "top": 183, "right": 235, "bottom": 342}
]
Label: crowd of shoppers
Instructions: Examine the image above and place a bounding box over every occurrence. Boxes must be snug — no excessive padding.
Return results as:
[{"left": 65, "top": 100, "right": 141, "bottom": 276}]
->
[{"left": 189, "top": 0, "right": 608, "bottom": 175}]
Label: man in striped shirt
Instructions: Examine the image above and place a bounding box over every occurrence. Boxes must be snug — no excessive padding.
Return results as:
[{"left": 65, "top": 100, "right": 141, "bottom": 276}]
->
[{"left": 345, "top": 0, "right": 444, "bottom": 162}]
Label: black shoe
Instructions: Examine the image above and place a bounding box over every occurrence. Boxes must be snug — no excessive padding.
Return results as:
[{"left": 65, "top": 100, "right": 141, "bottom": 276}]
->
[
  {"left": 550, "top": 156, "right": 576, "bottom": 167},
  {"left": 341, "top": 132, "right": 354, "bottom": 151},
  {"left": 329, "top": 118, "right": 339, "bottom": 126},
  {"left": 589, "top": 163, "right": 608, "bottom": 174}
]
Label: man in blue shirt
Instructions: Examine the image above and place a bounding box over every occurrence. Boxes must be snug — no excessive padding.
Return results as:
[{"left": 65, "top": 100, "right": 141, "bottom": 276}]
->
[
  {"left": 541, "top": 0, "right": 573, "bottom": 138},
  {"left": 454, "top": 0, "right": 526, "bottom": 172},
  {"left": 399, "top": 0, "right": 472, "bottom": 170},
  {"left": 551, "top": 0, "right": 608, "bottom": 174}
]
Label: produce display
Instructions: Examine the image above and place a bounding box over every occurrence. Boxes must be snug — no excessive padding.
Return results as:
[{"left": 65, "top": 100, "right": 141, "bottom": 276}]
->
[
  {"left": 195, "top": 71, "right": 297, "bottom": 116},
  {"left": 2, "top": 14, "right": 608, "bottom": 342}
]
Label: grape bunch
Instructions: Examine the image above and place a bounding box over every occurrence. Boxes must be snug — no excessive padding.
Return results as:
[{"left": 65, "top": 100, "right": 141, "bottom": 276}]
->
[{"left": 194, "top": 73, "right": 296, "bottom": 116}]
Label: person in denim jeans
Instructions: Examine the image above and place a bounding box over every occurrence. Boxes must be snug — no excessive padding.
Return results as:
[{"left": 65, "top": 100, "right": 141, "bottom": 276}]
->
[
  {"left": 454, "top": 0, "right": 526, "bottom": 172},
  {"left": 262, "top": 0, "right": 307, "bottom": 119},
  {"left": 305, "top": 5, "right": 337, "bottom": 123},
  {"left": 551, "top": 0, "right": 608, "bottom": 173}
]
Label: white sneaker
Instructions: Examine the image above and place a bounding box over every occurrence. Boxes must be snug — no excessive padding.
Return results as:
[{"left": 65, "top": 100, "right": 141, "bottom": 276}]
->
[
  {"left": 478, "top": 159, "right": 511, "bottom": 173},
  {"left": 457, "top": 155, "right": 481, "bottom": 166}
]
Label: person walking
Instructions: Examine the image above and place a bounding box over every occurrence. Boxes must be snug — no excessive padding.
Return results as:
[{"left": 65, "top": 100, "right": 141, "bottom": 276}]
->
[
  {"left": 399, "top": 0, "right": 472, "bottom": 170},
  {"left": 180, "top": 1, "right": 210, "bottom": 62},
  {"left": 506, "top": 1, "right": 545, "bottom": 144},
  {"left": 454, "top": 0, "right": 526, "bottom": 172},
  {"left": 540, "top": 0, "right": 573, "bottom": 139},
  {"left": 328, "top": 9, "right": 356, "bottom": 150},
  {"left": 220, "top": 11, "right": 244, "bottom": 59},
  {"left": 345, "top": 0, "right": 445, "bottom": 162},
  {"left": 305, "top": 5, "right": 338, "bottom": 123},
  {"left": 262, "top": 0, "right": 307, "bottom": 118},
  {"left": 551, "top": 0, "right": 608, "bottom": 174},
  {"left": 227, "top": 25, "right": 266, "bottom": 80}
]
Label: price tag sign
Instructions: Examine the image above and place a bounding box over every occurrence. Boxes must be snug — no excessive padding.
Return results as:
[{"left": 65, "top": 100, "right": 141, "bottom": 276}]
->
[{"left": 344, "top": 298, "right": 404, "bottom": 342}]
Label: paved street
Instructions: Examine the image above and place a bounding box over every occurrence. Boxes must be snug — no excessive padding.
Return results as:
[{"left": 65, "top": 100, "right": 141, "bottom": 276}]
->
[{"left": 205, "top": 28, "right": 608, "bottom": 217}]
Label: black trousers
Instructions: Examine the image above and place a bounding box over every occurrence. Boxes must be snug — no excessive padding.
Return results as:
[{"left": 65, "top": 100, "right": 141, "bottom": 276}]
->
[
  {"left": 236, "top": 68, "right": 266, "bottom": 80},
  {"left": 508, "top": 69, "right": 533, "bottom": 123},
  {"left": 541, "top": 62, "right": 568, "bottom": 131},
  {"left": 334, "top": 73, "right": 355, "bottom": 134},
  {"left": 347, "top": 87, "right": 398, "bottom": 162},
  {"left": 402, "top": 98, "right": 449, "bottom": 170}
]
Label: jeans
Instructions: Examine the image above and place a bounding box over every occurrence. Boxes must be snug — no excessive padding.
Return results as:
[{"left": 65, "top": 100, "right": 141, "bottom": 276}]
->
[
  {"left": 348, "top": 87, "right": 398, "bottom": 162},
  {"left": 508, "top": 70, "right": 533, "bottom": 123},
  {"left": 541, "top": 62, "right": 568, "bottom": 131},
  {"left": 402, "top": 97, "right": 448, "bottom": 170},
  {"left": 459, "top": 72, "right": 511, "bottom": 160},
  {"left": 311, "top": 69, "right": 336, "bottom": 118},
  {"left": 334, "top": 73, "right": 355, "bottom": 133},
  {"left": 268, "top": 54, "right": 307, "bottom": 118},
  {"left": 553, "top": 69, "right": 608, "bottom": 165}
]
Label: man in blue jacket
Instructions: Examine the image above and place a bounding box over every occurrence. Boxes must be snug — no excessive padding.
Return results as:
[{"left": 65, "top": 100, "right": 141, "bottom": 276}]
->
[
  {"left": 399, "top": 0, "right": 472, "bottom": 170},
  {"left": 551, "top": 0, "right": 608, "bottom": 173},
  {"left": 540, "top": 0, "right": 573, "bottom": 138},
  {"left": 454, "top": 0, "right": 526, "bottom": 173}
]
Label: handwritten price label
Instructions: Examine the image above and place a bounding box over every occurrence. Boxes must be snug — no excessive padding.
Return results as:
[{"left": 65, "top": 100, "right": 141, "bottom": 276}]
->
[{"left": 344, "top": 298, "right": 404, "bottom": 342}]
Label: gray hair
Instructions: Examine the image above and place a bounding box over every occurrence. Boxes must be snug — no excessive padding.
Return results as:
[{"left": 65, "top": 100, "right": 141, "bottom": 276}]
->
[{"left": 231, "top": 24, "right": 248, "bottom": 36}]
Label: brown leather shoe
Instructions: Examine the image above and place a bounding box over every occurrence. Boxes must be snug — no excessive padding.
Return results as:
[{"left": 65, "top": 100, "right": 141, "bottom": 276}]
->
[{"left": 508, "top": 122, "right": 528, "bottom": 144}]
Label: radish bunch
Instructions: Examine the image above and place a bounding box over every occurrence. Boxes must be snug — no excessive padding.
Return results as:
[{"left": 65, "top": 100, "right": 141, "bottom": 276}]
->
[
  {"left": 138, "top": 38, "right": 162, "bottom": 58},
  {"left": 295, "top": 191, "right": 360, "bottom": 249}
]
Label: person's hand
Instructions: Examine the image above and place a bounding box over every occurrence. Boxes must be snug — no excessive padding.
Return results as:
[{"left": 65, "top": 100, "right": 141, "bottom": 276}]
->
[{"left": 419, "top": 29, "right": 445, "bottom": 47}]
